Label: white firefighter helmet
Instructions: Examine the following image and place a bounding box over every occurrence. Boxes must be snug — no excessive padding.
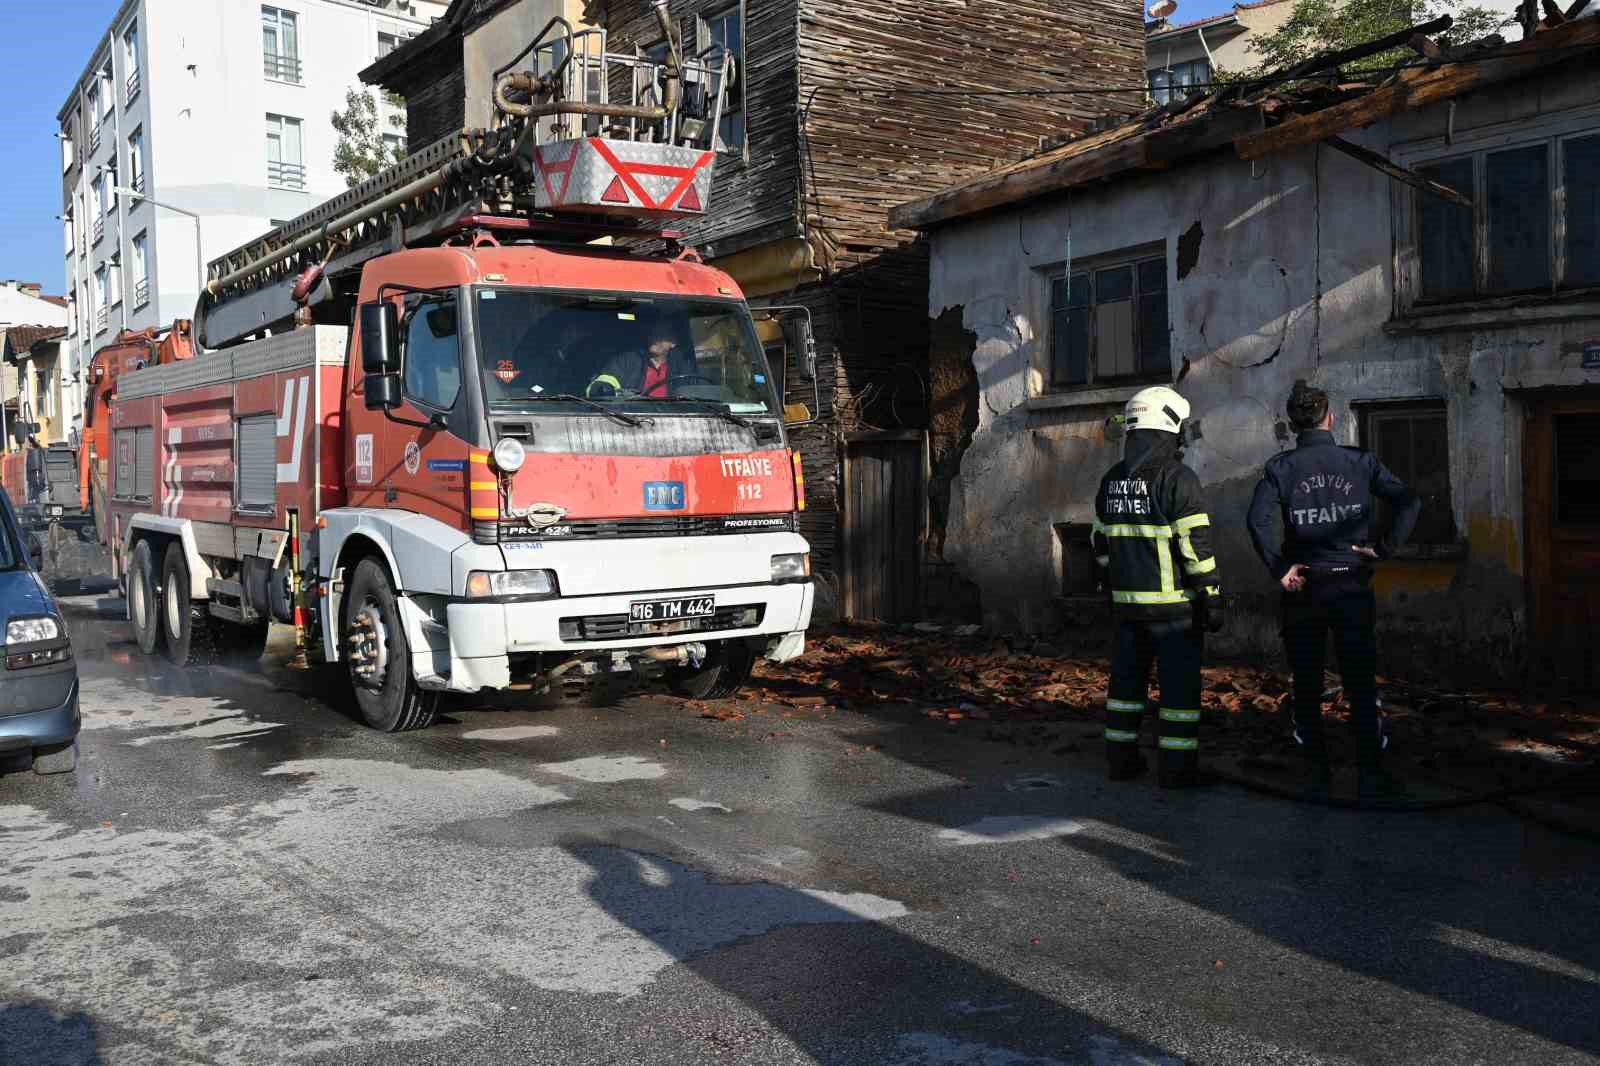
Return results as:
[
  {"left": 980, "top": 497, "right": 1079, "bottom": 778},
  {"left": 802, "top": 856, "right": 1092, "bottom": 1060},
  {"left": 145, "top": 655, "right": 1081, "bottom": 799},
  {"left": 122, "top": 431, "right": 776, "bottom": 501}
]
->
[{"left": 1123, "top": 386, "right": 1190, "bottom": 434}]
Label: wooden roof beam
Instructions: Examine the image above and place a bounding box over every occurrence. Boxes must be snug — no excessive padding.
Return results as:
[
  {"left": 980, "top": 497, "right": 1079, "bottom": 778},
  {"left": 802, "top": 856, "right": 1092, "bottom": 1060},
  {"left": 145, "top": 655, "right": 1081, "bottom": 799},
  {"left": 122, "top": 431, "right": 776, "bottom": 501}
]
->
[{"left": 1235, "top": 17, "right": 1600, "bottom": 161}]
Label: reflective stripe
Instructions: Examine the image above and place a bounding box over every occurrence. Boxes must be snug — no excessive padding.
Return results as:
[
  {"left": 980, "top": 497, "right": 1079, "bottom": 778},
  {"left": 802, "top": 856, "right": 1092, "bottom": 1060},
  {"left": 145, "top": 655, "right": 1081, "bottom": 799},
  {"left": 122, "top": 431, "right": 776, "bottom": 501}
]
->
[
  {"left": 1157, "top": 538, "right": 1175, "bottom": 593},
  {"left": 1173, "top": 514, "right": 1211, "bottom": 533},
  {"left": 1095, "top": 555, "right": 1110, "bottom": 567},
  {"left": 1100, "top": 524, "right": 1173, "bottom": 538},
  {"left": 1106, "top": 698, "right": 1145, "bottom": 711},
  {"left": 470, "top": 507, "right": 499, "bottom": 518},
  {"left": 1112, "top": 589, "right": 1195, "bottom": 605},
  {"left": 1205, "top": 585, "right": 1221, "bottom": 597},
  {"left": 470, "top": 481, "right": 499, "bottom": 490},
  {"left": 1159, "top": 737, "right": 1199, "bottom": 750},
  {"left": 1159, "top": 708, "right": 1201, "bottom": 722},
  {"left": 1105, "top": 729, "right": 1140, "bottom": 742},
  {"left": 1184, "top": 556, "right": 1217, "bottom": 576}
]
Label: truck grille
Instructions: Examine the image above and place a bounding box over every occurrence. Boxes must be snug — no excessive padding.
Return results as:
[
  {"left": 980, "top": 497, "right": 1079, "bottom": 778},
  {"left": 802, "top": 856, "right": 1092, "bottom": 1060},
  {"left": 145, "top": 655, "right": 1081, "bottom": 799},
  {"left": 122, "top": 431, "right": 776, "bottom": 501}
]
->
[
  {"left": 503, "top": 514, "right": 793, "bottom": 541},
  {"left": 559, "top": 605, "right": 764, "bottom": 642}
]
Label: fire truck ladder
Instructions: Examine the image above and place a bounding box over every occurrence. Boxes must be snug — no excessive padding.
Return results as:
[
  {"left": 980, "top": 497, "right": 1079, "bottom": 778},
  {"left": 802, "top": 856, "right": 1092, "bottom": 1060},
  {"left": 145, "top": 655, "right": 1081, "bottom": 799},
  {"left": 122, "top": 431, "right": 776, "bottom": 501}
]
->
[{"left": 196, "top": 0, "right": 733, "bottom": 350}]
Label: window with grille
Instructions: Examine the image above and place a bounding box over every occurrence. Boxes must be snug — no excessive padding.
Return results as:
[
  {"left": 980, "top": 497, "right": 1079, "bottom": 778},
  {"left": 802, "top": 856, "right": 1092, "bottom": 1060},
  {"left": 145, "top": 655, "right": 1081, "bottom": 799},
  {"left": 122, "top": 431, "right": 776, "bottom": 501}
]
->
[
  {"left": 1049, "top": 252, "right": 1171, "bottom": 390},
  {"left": 266, "top": 114, "right": 305, "bottom": 189},
  {"left": 262, "top": 7, "right": 302, "bottom": 82},
  {"left": 128, "top": 128, "right": 146, "bottom": 194},
  {"left": 1414, "top": 129, "right": 1600, "bottom": 304},
  {"left": 1359, "top": 402, "right": 1456, "bottom": 546}
]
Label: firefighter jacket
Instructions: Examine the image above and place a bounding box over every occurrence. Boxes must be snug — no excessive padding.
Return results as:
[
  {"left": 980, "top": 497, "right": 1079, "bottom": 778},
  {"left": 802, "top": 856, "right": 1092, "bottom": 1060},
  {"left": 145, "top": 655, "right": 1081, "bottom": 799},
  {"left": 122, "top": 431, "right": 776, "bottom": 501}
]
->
[
  {"left": 1092, "top": 431, "right": 1222, "bottom": 622},
  {"left": 1246, "top": 429, "right": 1422, "bottom": 580}
]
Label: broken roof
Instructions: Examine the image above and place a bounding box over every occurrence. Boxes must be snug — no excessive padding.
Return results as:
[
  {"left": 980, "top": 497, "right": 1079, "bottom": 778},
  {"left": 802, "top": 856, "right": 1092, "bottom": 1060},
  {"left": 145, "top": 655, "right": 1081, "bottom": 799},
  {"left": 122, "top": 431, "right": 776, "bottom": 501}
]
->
[
  {"left": 891, "top": 14, "right": 1600, "bottom": 231},
  {"left": 3, "top": 326, "right": 68, "bottom": 362}
]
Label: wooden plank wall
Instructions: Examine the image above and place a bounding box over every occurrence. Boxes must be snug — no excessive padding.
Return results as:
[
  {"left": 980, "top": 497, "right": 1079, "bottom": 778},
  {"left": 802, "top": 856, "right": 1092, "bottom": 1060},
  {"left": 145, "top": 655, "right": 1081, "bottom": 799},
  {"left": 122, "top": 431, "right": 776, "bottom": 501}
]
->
[
  {"left": 795, "top": 0, "right": 1145, "bottom": 274},
  {"left": 598, "top": 0, "right": 804, "bottom": 256}
]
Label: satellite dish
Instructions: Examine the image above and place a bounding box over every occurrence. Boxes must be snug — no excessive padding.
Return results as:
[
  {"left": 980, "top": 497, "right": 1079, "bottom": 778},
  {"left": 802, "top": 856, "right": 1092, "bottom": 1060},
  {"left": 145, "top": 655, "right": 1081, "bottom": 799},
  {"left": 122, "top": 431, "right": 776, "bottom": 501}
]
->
[{"left": 1148, "top": 0, "right": 1178, "bottom": 18}]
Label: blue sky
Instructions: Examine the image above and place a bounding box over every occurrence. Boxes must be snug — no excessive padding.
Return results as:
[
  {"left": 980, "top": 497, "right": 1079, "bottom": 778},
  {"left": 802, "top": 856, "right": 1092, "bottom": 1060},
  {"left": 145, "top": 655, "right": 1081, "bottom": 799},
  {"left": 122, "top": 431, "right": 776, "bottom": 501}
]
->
[
  {"left": 0, "top": 0, "right": 1239, "bottom": 296},
  {"left": 0, "top": 4, "right": 122, "bottom": 294}
]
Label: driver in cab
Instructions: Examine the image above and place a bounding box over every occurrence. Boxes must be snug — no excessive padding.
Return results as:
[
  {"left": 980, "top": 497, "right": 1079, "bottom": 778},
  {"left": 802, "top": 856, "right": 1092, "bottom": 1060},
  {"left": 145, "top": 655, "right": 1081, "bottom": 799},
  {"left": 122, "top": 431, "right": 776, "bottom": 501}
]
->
[{"left": 589, "top": 313, "right": 695, "bottom": 399}]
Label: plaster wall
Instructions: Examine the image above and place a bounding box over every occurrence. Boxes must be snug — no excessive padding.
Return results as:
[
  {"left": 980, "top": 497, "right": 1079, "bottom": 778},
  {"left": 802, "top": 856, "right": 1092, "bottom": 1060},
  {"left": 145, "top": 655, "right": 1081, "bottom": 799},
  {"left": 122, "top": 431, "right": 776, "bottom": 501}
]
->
[{"left": 926, "top": 66, "right": 1600, "bottom": 664}]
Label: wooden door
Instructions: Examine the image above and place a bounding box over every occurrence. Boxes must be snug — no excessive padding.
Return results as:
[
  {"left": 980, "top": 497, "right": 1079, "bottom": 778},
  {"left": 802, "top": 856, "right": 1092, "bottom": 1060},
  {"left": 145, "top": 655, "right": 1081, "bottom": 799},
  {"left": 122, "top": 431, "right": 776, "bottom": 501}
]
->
[
  {"left": 845, "top": 433, "right": 924, "bottom": 621},
  {"left": 1525, "top": 391, "right": 1600, "bottom": 690}
]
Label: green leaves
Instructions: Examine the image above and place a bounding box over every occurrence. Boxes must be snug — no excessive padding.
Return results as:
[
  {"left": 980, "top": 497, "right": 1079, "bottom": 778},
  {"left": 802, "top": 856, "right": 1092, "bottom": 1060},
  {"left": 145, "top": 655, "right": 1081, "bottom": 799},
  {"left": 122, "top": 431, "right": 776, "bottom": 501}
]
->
[
  {"left": 1236, "top": 0, "right": 1508, "bottom": 80},
  {"left": 330, "top": 87, "right": 408, "bottom": 189}
]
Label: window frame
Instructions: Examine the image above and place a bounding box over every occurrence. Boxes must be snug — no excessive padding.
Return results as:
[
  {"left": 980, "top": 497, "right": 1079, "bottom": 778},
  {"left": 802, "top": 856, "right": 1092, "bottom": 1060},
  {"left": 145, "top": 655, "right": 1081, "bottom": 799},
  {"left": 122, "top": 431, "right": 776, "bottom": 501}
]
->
[
  {"left": 1044, "top": 245, "right": 1172, "bottom": 394},
  {"left": 127, "top": 127, "right": 146, "bottom": 194},
  {"left": 265, "top": 113, "right": 306, "bottom": 190},
  {"left": 123, "top": 21, "right": 141, "bottom": 101},
  {"left": 400, "top": 293, "right": 464, "bottom": 413},
  {"left": 1148, "top": 57, "right": 1210, "bottom": 106},
  {"left": 1394, "top": 105, "right": 1600, "bottom": 315},
  {"left": 262, "top": 6, "right": 303, "bottom": 84},
  {"left": 1356, "top": 399, "right": 1459, "bottom": 551},
  {"left": 699, "top": 3, "right": 745, "bottom": 156}
]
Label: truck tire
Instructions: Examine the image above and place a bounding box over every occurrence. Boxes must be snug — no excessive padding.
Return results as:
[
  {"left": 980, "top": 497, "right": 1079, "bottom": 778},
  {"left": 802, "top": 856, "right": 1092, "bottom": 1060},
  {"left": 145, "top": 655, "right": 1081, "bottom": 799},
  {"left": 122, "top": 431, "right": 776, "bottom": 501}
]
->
[
  {"left": 32, "top": 740, "right": 78, "bottom": 776},
  {"left": 341, "top": 557, "right": 438, "bottom": 732},
  {"left": 668, "top": 640, "right": 756, "bottom": 700},
  {"left": 161, "top": 543, "right": 216, "bottom": 668},
  {"left": 128, "top": 539, "right": 163, "bottom": 656}
]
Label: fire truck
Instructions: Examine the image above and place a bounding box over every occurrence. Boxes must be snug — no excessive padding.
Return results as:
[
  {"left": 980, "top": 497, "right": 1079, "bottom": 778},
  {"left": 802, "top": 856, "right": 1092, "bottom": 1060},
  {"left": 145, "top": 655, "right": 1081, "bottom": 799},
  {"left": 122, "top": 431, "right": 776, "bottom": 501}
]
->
[{"left": 101, "top": 5, "right": 816, "bottom": 731}]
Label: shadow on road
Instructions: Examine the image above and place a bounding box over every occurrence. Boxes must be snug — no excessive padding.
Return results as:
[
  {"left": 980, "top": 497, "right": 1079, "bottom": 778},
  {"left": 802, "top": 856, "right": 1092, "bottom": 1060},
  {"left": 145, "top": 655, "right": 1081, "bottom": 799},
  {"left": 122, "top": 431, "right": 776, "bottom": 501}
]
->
[
  {"left": 860, "top": 730, "right": 1600, "bottom": 1062},
  {"left": 0, "top": 1001, "right": 105, "bottom": 1066},
  {"left": 563, "top": 833, "right": 1181, "bottom": 1065}
]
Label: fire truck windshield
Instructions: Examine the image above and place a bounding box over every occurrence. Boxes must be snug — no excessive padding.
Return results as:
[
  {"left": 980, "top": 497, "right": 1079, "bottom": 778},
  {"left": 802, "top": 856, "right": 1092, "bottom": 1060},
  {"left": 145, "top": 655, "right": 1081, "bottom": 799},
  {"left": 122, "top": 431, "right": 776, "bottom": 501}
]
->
[{"left": 475, "top": 290, "right": 779, "bottom": 416}]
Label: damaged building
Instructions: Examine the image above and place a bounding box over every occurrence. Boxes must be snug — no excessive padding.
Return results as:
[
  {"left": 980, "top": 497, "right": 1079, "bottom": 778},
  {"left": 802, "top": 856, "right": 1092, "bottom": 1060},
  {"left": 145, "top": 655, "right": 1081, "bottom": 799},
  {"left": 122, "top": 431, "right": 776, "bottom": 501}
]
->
[{"left": 892, "top": 16, "right": 1600, "bottom": 683}]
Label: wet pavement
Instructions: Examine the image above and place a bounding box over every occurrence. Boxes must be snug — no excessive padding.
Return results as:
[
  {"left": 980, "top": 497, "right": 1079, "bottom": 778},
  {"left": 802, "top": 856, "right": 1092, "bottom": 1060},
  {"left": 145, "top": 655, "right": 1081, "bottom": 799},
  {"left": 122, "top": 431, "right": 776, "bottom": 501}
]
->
[{"left": 2, "top": 607, "right": 1599, "bottom": 1065}]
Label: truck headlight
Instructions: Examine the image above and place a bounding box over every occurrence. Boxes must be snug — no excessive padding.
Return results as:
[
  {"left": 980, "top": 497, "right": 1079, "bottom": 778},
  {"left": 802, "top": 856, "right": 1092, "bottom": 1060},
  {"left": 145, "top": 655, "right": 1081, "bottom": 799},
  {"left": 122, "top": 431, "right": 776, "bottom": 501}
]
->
[
  {"left": 466, "top": 570, "right": 559, "bottom": 599},
  {"left": 770, "top": 553, "right": 810, "bottom": 584},
  {"left": 6, "top": 616, "right": 61, "bottom": 644},
  {"left": 493, "top": 437, "right": 526, "bottom": 473}
]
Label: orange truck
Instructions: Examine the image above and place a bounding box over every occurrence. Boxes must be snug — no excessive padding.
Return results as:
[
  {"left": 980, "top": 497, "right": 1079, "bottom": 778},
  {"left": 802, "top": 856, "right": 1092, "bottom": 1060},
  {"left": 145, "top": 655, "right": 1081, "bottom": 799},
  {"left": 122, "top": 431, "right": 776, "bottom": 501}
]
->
[{"left": 101, "top": 6, "right": 816, "bottom": 731}]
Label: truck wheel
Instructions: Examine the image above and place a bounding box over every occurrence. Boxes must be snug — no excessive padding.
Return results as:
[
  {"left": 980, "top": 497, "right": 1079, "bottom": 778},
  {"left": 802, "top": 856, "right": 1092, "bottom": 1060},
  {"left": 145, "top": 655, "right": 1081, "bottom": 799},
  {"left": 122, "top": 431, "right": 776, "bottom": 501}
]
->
[
  {"left": 32, "top": 740, "right": 78, "bottom": 776},
  {"left": 128, "top": 539, "right": 163, "bottom": 656},
  {"left": 161, "top": 544, "right": 216, "bottom": 668},
  {"left": 668, "top": 640, "right": 756, "bottom": 700},
  {"left": 341, "top": 557, "right": 438, "bottom": 732}
]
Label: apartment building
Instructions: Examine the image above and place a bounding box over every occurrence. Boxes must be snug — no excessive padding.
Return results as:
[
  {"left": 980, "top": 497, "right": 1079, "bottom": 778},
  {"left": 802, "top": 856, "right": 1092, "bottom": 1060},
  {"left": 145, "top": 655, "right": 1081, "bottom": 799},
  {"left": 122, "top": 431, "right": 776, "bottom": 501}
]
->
[{"left": 56, "top": 0, "right": 448, "bottom": 439}]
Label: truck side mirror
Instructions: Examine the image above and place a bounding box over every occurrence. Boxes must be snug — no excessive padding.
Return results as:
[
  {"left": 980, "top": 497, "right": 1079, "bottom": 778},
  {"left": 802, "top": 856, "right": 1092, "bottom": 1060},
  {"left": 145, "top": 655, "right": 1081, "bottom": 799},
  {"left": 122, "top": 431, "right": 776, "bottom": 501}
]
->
[
  {"left": 792, "top": 318, "right": 817, "bottom": 382},
  {"left": 359, "top": 301, "right": 401, "bottom": 375},
  {"left": 364, "top": 373, "right": 403, "bottom": 412},
  {"left": 10, "top": 422, "right": 29, "bottom": 446}
]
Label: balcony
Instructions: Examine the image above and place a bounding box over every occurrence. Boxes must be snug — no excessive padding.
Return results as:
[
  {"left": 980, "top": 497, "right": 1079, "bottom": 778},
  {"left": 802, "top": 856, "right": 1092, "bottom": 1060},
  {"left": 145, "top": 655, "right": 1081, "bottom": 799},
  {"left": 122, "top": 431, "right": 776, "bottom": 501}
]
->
[
  {"left": 268, "top": 160, "right": 306, "bottom": 190},
  {"left": 96, "top": 307, "right": 109, "bottom": 334},
  {"left": 87, "top": 126, "right": 100, "bottom": 154},
  {"left": 92, "top": 217, "right": 105, "bottom": 245},
  {"left": 131, "top": 172, "right": 146, "bottom": 196},
  {"left": 264, "top": 53, "right": 302, "bottom": 83},
  {"left": 126, "top": 69, "right": 141, "bottom": 102},
  {"left": 134, "top": 278, "right": 150, "bottom": 309}
]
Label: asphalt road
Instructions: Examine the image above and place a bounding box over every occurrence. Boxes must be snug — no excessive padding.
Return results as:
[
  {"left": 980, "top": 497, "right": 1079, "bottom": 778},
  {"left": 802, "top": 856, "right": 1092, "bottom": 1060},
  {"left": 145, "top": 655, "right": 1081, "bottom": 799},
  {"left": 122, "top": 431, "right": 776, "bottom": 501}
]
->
[{"left": 2, "top": 606, "right": 1599, "bottom": 1066}]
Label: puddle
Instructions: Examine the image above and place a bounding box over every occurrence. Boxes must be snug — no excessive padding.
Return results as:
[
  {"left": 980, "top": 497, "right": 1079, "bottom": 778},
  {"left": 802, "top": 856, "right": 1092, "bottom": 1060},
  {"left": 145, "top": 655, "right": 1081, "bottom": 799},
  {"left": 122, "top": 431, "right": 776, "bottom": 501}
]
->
[
  {"left": 538, "top": 755, "right": 667, "bottom": 783},
  {"left": 462, "top": 725, "right": 561, "bottom": 741},
  {"left": 668, "top": 798, "right": 732, "bottom": 813},
  {"left": 936, "top": 817, "right": 1085, "bottom": 846}
]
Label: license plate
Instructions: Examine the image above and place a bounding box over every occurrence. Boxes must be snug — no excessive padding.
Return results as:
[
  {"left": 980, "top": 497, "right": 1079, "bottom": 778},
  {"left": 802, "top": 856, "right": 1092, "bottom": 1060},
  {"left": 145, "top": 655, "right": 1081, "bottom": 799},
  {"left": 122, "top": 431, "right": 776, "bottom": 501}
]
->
[{"left": 629, "top": 596, "right": 716, "bottom": 623}]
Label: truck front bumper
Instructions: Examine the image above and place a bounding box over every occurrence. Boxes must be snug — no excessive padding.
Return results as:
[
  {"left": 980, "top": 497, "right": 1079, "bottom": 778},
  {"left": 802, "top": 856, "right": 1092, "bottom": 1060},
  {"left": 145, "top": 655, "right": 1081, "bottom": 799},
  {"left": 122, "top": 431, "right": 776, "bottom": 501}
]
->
[{"left": 407, "top": 581, "right": 814, "bottom": 693}]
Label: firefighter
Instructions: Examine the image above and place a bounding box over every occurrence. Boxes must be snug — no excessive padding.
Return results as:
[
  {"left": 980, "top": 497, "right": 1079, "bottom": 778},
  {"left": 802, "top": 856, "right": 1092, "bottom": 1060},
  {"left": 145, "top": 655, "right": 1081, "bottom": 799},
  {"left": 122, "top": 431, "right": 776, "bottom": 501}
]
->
[
  {"left": 1246, "top": 380, "right": 1422, "bottom": 799},
  {"left": 1092, "top": 386, "right": 1222, "bottom": 789}
]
